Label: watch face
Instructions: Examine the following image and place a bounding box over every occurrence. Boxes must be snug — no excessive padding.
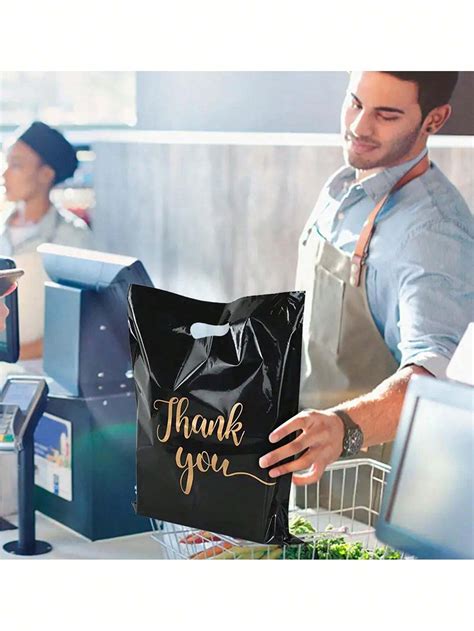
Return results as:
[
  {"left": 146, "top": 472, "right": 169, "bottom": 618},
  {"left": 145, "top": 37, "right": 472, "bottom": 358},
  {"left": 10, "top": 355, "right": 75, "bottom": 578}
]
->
[{"left": 343, "top": 427, "right": 364, "bottom": 456}]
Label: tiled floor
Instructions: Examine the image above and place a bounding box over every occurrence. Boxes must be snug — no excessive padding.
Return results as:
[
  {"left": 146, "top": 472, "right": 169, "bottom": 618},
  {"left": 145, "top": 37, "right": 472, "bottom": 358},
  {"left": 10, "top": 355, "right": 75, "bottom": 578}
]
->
[{"left": 0, "top": 512, "right": 166, "bottom": 560}]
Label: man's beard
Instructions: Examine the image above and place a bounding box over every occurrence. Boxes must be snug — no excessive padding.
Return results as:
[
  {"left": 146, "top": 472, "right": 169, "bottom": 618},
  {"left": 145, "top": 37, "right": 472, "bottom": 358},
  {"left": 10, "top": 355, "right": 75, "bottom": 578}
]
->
[{"left": 343, "top": 124, "right": 422, "bottom": 170}]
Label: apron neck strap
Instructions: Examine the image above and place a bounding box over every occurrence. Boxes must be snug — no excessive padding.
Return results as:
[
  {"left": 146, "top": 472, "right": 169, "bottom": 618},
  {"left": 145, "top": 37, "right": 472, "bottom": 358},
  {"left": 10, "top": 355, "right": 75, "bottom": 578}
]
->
[{"left": 350, "top": 154, "right": 430, "bottom": 287}]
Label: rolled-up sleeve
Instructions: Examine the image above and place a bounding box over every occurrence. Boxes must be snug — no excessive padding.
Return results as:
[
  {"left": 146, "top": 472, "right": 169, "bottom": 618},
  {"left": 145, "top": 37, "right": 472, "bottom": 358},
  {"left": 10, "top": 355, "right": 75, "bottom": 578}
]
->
[{"left": 395, "top": 219, "right": 474, "bottom": 379}]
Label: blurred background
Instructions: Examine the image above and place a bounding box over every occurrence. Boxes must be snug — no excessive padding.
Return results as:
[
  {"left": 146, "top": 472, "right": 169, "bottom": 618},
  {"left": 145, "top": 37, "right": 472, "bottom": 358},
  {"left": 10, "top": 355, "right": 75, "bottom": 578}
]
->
[{"left": 1, "top": 71, "right": 473, "bottom": 300}]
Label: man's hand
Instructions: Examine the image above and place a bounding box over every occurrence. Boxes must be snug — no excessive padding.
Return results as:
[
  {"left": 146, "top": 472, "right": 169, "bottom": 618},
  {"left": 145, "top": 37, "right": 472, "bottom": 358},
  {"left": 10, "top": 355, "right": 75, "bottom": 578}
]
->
[
  {"left": 259, "top": 366, "right": 432, "bottom": 486},
  {"left": 259, "top": 409, "right": 345, "bottom": 486}
]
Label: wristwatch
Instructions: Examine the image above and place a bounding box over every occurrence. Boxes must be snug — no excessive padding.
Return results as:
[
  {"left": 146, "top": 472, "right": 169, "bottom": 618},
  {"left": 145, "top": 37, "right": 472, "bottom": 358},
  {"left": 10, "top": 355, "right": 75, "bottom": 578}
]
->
[{"left": 331, "top": 409, "right": 364, "bottom": 458}]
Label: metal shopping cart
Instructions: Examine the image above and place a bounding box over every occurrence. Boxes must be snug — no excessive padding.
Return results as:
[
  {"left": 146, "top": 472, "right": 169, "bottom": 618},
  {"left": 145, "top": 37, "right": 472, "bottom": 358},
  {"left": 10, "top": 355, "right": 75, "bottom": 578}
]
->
[{"left": 150, "top": 458, "right": 407, "bottom": 560}]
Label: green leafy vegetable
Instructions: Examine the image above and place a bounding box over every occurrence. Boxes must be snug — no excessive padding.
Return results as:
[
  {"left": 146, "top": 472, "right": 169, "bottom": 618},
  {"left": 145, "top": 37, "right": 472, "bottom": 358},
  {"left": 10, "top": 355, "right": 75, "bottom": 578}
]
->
[
  {"left": 286, "top": 516, "right": 402, "bottom": 560},
  {"left": 289, "top": 515, "right": 316, "bottom": 535}
]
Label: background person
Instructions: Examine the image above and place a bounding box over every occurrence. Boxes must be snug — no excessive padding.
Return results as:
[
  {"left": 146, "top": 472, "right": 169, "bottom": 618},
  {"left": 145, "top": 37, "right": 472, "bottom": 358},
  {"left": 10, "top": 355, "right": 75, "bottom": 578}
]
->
[{"left": 0, "top": 121, "right": 92, "bottom": 359}]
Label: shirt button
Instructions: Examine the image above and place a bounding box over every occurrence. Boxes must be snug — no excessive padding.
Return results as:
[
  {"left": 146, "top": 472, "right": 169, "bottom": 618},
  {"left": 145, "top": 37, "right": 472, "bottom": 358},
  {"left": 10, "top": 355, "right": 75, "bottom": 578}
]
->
[{"left": 337, "top": 212, "right": 344, "bottom": 220}]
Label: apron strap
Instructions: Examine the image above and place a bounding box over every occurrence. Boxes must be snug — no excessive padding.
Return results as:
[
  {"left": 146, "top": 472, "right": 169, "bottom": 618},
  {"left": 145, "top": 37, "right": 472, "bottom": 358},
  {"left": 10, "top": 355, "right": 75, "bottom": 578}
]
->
[{"left": 349, "top": 154, "right": 431, "bottom": 287}]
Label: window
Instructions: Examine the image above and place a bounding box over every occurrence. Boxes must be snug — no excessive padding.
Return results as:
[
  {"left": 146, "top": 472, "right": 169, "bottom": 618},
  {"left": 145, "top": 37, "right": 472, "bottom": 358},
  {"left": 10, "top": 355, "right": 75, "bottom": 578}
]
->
[{"left": 0, "top": 72, "right": 136, "bottom": 127}]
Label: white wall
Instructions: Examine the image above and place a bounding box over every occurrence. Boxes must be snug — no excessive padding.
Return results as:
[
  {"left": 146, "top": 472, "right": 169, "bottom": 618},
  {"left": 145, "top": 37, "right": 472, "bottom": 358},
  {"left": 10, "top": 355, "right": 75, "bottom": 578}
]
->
[
  {"left": 135, "top": 71, "right": 474, "bottom": 135},
  {"left": 136, "top": 72, "right": 348, "bottom": 132}
]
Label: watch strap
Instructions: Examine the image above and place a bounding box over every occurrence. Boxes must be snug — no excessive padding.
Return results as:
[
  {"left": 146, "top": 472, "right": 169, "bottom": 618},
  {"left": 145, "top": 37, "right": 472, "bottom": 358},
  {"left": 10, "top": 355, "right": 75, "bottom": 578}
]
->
[
  {"left": 332, "top": 408, "right": 363, "bottom": 457},
  {"left": 332, "top": 408, "right": 361, "bottom": 432}
]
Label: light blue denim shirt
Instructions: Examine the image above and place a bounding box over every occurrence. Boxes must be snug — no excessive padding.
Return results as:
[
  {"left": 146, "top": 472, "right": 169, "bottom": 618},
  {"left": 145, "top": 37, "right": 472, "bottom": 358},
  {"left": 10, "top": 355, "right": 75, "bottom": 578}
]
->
[{"left": 311, "top": 147, "right": 474, "bottom": 379}]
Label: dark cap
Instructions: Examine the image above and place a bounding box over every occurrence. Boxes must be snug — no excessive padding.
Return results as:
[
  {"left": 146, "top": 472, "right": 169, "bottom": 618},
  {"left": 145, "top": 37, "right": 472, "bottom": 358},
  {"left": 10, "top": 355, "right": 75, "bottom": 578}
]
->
[{"left": 16, "top": 121, "right": 78, "bottom": 185}]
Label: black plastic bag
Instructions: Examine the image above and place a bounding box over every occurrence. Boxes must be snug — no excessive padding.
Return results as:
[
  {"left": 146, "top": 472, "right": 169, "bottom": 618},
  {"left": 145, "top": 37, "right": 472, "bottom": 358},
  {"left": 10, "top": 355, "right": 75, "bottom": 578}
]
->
[{"left": 128, "top": 285, "right": 305, "bottom": 544}]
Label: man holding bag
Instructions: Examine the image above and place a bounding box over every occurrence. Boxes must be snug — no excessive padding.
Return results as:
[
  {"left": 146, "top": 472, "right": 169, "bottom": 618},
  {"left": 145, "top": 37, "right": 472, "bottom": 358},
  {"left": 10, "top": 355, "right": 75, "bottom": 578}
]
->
[{"left": 260, "top": 71, "right": 473, "bottom": 484}]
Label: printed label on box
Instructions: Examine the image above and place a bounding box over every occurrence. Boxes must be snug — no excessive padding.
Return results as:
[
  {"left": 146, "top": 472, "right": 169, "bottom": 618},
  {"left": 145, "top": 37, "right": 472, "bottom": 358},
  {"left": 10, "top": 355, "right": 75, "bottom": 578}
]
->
[{"left": 34, "top": 412, "right": 72, "bottom": 501}]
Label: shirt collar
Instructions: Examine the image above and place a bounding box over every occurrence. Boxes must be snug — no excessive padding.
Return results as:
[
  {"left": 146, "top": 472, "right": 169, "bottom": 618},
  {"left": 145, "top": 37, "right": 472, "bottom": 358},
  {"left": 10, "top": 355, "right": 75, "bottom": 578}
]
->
[
  {"left": 33, "top": 203, "right": 58, "bottom": 236},
  {"left": 359, "top": 147, "right": 429, "bottom": 201},
  {"left": 9, "top": 203, "right": 57, "bottom": 229},
  {"left": 329, "top": 147, "right": 429, "bottom": 202},
  {"left": 1, "top": 203, "right": 58, "bottom": 247}
]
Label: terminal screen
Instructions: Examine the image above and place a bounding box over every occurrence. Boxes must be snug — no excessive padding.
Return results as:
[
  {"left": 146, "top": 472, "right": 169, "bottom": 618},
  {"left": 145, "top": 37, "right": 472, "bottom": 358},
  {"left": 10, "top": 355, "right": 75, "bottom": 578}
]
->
[
  {"left": 1, "top": 381, "right": 40, "bottom": 414},
  {"left": 387, "top": 397, "right": 474, "bottom": 558}
]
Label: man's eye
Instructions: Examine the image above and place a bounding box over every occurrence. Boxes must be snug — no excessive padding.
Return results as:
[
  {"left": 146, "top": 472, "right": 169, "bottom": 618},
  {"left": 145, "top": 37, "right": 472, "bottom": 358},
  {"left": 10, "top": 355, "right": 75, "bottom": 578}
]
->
[
  {"left": 351, "top": 100, "right": 362, "bottom": 109},
  {"left": 379, "top": 115, "right": 399, "bottom": 122}
]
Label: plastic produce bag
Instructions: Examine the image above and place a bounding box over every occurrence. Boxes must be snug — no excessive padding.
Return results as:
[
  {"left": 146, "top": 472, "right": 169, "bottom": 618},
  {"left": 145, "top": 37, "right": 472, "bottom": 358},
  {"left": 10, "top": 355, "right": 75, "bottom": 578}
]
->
[{"left": 128, "top": 285, "right": 305, "bottom": 544}]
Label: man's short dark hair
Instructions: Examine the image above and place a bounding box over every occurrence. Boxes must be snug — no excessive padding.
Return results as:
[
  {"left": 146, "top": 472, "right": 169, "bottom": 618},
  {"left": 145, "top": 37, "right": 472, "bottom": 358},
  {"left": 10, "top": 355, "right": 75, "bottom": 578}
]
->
[{"left": 382, "top": 72, "right": 459, "bottom": 121}]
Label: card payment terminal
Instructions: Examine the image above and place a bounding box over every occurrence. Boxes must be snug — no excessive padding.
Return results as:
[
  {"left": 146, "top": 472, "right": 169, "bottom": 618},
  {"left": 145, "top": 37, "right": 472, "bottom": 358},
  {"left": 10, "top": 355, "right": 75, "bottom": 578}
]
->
[
  {"left": 1, "top": 376, "right": 52, "bottom": 555},
  {"left": 0, "top": 405, "right": 22, "bottom": 447},
  {"left": 0, "top": 377, "right": 49, "bottom": 451}
]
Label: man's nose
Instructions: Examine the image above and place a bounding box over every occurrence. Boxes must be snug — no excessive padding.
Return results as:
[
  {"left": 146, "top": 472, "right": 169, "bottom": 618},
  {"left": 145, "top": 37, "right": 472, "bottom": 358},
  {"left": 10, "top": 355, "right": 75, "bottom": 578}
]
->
[{"left": 350, "top": 109, "right": 374, "bottom": 138}]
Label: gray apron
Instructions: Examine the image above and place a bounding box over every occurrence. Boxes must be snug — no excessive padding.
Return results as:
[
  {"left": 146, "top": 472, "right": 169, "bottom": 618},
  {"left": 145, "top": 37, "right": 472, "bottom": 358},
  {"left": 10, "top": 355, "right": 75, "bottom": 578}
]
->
[{"left": 295, "top": 155, "right": 430, "bottom": 521}]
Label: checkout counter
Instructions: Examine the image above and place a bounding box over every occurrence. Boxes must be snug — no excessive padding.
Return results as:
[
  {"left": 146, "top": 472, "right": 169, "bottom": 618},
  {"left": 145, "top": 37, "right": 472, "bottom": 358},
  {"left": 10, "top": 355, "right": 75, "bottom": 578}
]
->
[
  {"left": 0, "top": 247, "right": 472, "bottom": 558},
  {"left": 1, "top": 245, "right": 154, "bottom": 542}
]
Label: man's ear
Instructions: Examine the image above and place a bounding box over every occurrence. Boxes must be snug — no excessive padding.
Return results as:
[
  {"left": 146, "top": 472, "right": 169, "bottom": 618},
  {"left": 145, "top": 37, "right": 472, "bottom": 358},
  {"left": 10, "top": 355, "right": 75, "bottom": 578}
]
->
[
  {"left": 38, "top": 163, "right": 56, "bottom": 188},
  {"left": 423, "top": 104, "right": 452, "bottom": 135}
]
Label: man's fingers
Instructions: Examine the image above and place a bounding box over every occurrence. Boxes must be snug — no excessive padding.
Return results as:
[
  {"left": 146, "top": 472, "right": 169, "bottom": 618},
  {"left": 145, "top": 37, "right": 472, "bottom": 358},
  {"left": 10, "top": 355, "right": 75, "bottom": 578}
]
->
[
  {"left": 265, "top": 447, "right": 320, "bottom": 478},
  {"left": 259, "top": 434, "right": 312, "bottom": 470},
  {"left": 268, "top": 412, "right": 312, "bottom": 443},
  {"left": 292, "top": 464, "right": 326, "bottom": 486},
  {"left": 262, "top": 410, "right": 338, "bottom": 484}
]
